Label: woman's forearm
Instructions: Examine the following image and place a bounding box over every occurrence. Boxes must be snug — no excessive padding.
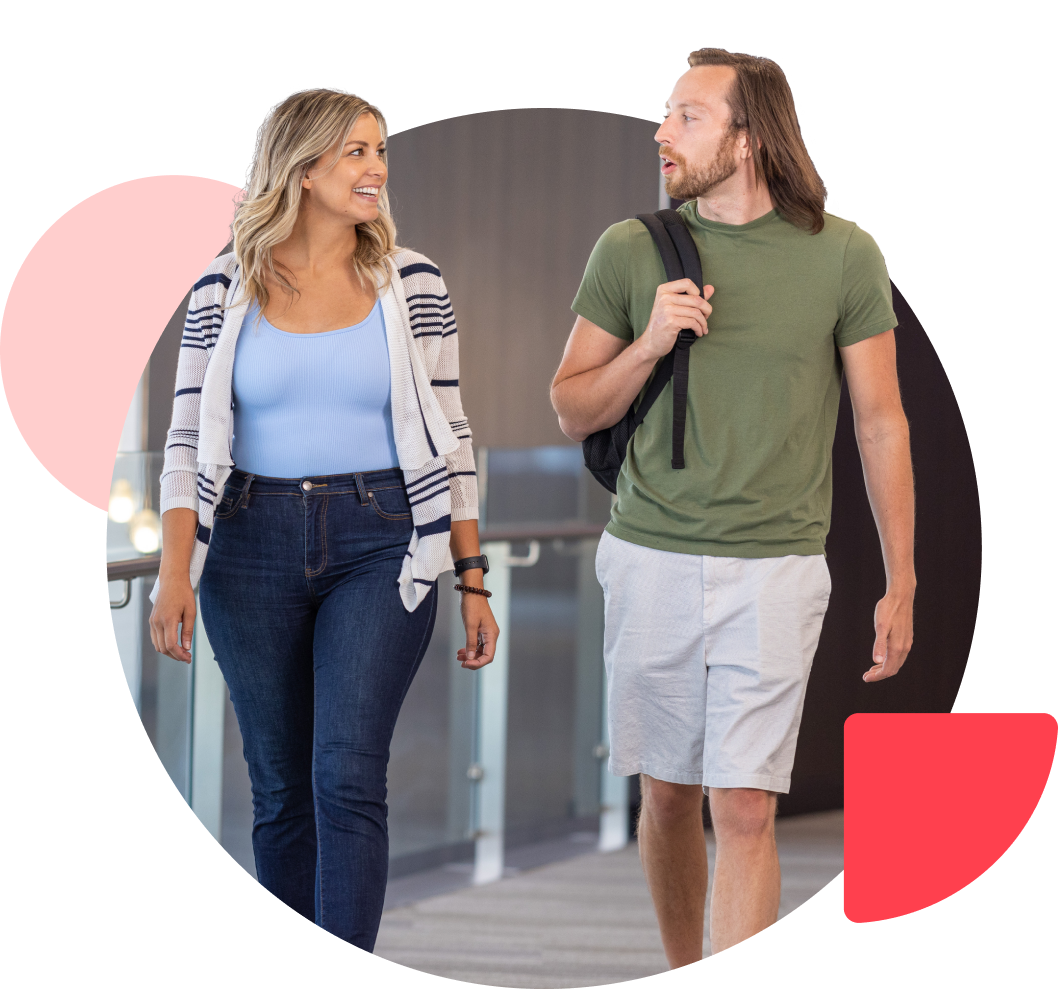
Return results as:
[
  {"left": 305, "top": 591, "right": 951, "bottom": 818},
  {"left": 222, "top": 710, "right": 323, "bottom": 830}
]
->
[
  {"left": 159, "top": 507, "right": 199, "bottom": 585},
  {"left": 450, "top": 518, "right": 484, "bottom": 588}
]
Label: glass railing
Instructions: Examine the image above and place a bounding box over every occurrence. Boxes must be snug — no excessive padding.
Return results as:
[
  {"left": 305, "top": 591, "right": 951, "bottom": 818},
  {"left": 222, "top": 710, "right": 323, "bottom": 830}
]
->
[
  {"left": 107, "top": 452, "right": 192, "bottom": 803},
  {"left": 108, "top": 446, "right": 625, "bottom": 882}
]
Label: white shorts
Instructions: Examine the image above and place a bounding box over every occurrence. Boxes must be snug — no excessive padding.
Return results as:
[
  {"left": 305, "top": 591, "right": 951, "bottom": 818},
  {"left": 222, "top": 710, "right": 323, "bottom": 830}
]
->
[{"left": 595, "top": 531, "right": 831, "bottom": 794}]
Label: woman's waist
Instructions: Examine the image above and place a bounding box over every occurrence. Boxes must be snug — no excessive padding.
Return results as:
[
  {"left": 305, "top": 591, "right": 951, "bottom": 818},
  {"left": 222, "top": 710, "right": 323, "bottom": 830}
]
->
[{"left": 226, "top": 466, "right": 405, "bottom": 497}]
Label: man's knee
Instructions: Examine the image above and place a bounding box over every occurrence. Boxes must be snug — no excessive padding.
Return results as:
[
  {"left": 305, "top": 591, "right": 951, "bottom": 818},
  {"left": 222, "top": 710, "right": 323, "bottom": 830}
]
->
[
  {"left": 708, "top": 787, "right": 777, "bottom": 841},
  {"left": 640, "top": 774, "right": 704, "bottom": 830}
]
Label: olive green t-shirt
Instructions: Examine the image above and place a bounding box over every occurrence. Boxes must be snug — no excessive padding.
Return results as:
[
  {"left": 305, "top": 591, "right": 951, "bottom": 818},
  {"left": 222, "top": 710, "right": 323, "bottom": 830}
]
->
[{"left": 571, "top": 202, "right": 897, "bottom": 557}]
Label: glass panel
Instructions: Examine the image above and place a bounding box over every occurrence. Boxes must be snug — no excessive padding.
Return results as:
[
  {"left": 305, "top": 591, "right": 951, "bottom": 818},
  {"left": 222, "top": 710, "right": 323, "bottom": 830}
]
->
[
  {"left": 108, "top": 451, "right": 191, "bottom": 800},
  {"left": 484, "top": 446, "right": 612, "bottom": 846},
  {"left": 107, "top": 452, "right": 165, "bottom": 563},
  {"left": 386, "top": 581, "right": 475, "bottom": 870},
  {"left": 484, "top": 446, "right": 612, "bottom": 528}
]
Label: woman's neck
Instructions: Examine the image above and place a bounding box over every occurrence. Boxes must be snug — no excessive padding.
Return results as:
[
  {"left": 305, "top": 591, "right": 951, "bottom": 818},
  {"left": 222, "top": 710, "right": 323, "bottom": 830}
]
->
[{"left": 273, "top": 204, "right": 359, "bottom": 277}]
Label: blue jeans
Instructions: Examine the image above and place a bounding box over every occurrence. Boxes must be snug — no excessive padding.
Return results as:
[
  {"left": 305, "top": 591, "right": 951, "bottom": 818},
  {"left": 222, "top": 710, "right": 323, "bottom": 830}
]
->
[{"left": 199, "top": 468, "right": 437, "bottom": 951}]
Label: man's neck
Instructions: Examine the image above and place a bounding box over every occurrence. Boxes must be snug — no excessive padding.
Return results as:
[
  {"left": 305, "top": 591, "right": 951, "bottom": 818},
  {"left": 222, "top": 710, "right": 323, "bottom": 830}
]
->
[{"left": 695, "top": 170, "right": 775, "bottom": 226}]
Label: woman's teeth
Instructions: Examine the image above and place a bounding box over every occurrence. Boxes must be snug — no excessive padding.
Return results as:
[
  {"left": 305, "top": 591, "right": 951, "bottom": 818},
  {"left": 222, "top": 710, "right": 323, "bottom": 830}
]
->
[{"left": 353, "top": 187, "right": 378, "bottom": 197}]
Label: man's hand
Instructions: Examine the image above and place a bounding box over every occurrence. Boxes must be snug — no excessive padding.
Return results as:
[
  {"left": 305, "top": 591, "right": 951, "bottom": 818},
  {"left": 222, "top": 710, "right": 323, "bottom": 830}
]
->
[
  {"left": 864, "top": 587, "right": 914, "bottom": 682},
  {"left": 640, "top": 279, "right": 715, "bottom": 360}
]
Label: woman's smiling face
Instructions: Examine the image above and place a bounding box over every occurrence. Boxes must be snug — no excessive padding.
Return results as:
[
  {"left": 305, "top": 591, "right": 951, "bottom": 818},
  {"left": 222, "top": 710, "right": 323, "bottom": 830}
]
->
[{"left": 301, "top": 112, "right": 388, "bottom": 225}]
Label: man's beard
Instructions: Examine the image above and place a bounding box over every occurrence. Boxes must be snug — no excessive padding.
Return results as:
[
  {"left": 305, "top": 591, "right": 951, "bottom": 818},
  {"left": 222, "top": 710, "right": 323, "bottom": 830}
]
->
[{"left": 662, "top": 129, "right": 740, "bottom": 201}]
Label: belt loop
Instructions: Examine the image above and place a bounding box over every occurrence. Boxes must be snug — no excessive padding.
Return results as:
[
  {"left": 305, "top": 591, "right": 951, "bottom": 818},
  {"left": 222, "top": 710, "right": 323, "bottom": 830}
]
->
[
  {"left": 239, "top": 471, "right": 255, "bottom": 511},
  {"left": 355, "top": 473, "right": 369, "bottom": 506}
]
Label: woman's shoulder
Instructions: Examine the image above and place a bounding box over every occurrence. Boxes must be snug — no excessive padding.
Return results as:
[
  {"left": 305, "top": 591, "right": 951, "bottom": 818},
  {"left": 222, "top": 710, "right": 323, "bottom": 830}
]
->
[
  {"left": 392, "top": 247, "right": 444, "bottom": 282},
  {"left": 191, "top": 251, "right": 240, "bottom": 294}
]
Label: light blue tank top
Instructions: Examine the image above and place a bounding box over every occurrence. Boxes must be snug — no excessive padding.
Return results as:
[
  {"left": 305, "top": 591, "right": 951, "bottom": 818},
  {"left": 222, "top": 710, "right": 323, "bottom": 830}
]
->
[{"left": 231, "top": 299, "right": 400, "bottom": 477}]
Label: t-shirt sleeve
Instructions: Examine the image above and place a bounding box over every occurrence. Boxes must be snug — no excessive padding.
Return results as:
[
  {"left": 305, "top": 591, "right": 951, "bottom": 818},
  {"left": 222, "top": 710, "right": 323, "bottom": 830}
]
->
[
  {"left": 834, "top": 225, "right": 899, "bottom": 347},
  {"left": 571, "top": 222, "right": 635, "bottom": 341}
]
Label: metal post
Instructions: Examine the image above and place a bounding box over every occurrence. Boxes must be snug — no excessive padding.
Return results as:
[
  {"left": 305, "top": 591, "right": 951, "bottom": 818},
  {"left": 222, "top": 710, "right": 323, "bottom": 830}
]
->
[
  {"left": 573, "top": 537, "right": 604, "bottom": 818},
  {"left": 598, "top": 583, "right": 629, "bottom": 851},
  {"left": 189, "top": 596, "right": 227, "bottom": 840},
  {"left": 598, "top": 702, "right": 630, "bottom": 850},
  {"left": 446, "top": 580, "right": 476, "bottom": 844},
  {"left": 472, "top": 539, "right": 511, "bottom": 884}
]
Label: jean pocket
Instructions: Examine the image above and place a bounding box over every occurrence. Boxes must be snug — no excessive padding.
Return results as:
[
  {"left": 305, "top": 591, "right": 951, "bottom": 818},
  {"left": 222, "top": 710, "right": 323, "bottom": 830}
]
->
[
  {"left": 213, "top": 487, "right": 243, "bottom": 520},
  {"left": 368, "top": 484, "right": 412, "bottom": 520}
]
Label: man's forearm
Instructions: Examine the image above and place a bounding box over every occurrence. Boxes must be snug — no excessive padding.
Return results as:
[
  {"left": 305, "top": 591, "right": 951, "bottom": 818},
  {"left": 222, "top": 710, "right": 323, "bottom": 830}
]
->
[
  {"left": 856, "top": 415, "right": 916, "bottom": 590},
  {"left": 552, "top": 336, "right": 658, "bottom": 441}
]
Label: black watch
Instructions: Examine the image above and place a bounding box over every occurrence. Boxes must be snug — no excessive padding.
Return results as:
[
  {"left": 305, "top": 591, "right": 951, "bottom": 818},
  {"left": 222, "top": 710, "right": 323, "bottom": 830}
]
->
[{"left": 454, "top": 554, "right": 490, "bottom": 577}]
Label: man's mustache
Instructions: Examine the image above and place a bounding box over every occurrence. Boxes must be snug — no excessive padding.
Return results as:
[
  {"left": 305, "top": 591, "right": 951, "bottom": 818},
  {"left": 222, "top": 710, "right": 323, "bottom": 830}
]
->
[{"left": 659, "top": 145, "right": 685, "bottom": 166}]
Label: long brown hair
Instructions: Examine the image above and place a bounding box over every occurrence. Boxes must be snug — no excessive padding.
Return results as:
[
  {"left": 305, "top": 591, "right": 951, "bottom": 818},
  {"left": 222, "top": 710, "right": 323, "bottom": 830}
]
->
[
  {"left": 688, "top": 49, "right": 827, "bottom": 234},
  {"left": 232, "top": 89, "right": 399, "bottom": 310}
]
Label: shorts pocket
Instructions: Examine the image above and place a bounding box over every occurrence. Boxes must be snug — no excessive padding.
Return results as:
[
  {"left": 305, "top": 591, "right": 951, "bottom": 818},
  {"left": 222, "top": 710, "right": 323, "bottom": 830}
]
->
[{"left": 368, "top": 483, "right": 412, "bottom": 520}]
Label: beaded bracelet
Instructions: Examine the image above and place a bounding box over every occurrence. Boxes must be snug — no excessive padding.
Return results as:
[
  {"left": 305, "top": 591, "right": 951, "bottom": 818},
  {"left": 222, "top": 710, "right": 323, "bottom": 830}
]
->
[{"left": 454, "top": 584, "right": 492, "bottom": 599}]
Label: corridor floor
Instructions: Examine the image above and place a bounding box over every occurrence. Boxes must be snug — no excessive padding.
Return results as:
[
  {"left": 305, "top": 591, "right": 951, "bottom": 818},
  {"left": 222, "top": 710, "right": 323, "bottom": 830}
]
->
[{"left": 374, "top": 809, "right": 844, "bottom": 988}]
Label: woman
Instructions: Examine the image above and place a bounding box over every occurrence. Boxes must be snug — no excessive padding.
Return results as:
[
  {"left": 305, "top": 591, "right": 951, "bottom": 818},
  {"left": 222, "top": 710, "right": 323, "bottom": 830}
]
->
[{"left": 148, "top": 89, "right": 498, "bottom": 951}]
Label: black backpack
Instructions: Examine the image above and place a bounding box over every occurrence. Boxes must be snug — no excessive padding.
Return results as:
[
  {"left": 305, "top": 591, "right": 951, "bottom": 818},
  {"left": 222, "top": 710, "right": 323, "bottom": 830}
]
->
[{"left": 581, "top": 208, "right": 704, "bottom": 494}]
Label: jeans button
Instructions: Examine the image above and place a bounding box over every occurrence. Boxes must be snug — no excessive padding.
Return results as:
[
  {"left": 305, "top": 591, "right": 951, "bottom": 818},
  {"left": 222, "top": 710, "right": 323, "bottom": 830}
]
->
[{"left": 302, "top": 480, "right": 312, "bottom": 491}]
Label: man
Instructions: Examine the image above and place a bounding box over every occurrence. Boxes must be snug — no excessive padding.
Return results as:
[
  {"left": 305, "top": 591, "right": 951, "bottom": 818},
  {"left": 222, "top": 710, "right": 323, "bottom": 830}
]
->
[{"left": 550, "top": 49, "right": 915, "bottom": 965}]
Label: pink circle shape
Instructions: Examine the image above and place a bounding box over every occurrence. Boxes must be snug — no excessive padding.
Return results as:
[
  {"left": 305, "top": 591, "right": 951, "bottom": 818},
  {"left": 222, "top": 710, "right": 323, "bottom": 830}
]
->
[{"left": 1, "top": 176, "right": 240, "bottom": 510}]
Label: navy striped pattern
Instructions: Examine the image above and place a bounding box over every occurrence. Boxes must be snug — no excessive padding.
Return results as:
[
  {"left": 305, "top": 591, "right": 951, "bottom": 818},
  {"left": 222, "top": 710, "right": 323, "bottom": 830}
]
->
[
  {"left": 157, "top": 248, "right": 478, "bottom": 613},
  {"left": 392, "top": 254, "right": 479, "bottom": 607}
]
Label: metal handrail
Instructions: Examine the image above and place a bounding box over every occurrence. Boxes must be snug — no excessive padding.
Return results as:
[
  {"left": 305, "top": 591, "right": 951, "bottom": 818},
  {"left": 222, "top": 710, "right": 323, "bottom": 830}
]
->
[
  {"left": 104, "top": 525, "right": 605, "bottom": 608},
  {"left": 107, "top": 554, "right": 163, "bottom": 582},
  {"left": 478, "top": 522, "right": 606, "bottom": 543},
  {"left": 107, "top": 554, "right": 162, "bottom": 609},
  {"left": 104, "top": 526, "right": 604, "bottom": 579}
]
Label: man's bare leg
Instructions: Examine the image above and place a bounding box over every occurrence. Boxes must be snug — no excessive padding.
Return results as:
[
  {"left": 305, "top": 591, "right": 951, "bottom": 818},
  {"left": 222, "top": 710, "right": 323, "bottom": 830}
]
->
[
  {"left": 708, "top": 787, "right": 780, "bottom": 952},
  {"left": 637, "top": 774, "right": 708, "bottom": 968}
]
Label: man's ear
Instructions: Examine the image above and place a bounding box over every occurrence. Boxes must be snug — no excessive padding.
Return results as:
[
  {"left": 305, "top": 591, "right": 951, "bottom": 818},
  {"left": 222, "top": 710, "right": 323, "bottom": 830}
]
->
[{"left": 737, "top": 128, "right": 754, "bottom": 161}]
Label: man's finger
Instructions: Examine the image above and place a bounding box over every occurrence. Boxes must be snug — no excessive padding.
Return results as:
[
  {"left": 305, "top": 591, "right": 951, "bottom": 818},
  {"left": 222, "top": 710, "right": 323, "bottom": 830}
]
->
[
  {"left": 660, "top": 278, "right": 701, "bottom": 297},
  {"left": 864, "top": 623, "right": 888, "bottom": 681}
]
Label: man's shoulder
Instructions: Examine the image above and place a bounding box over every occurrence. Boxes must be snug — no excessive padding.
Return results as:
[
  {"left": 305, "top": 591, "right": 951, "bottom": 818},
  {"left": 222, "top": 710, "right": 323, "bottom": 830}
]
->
[
  {"left": 588, "top": 217, "right": 663, "bottom": 272},
  {"left": 819, "top": 211, "right": 881, "bottom": 251}
]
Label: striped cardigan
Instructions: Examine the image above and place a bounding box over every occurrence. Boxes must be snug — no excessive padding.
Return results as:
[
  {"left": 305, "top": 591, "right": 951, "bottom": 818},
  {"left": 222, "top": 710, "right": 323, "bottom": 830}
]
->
[{"left": 154, "top": 248, "right": 478, "bottom": 612}]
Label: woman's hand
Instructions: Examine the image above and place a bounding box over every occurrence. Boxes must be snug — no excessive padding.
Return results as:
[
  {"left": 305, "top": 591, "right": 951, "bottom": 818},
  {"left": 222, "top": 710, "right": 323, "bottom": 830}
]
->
[
  {"left": 458, "top": 591, "right": 499, "bottom": 670},
  {"left": 149, "top": 577, "right": 197, "bottom": 664},
  {"left": 149, "top": 507, "right": 199, "bottom": 663}
]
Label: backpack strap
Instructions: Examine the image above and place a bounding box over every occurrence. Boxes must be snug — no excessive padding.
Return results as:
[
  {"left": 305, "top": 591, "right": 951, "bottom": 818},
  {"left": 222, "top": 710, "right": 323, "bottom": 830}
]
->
[
  {"left": 633, "top": 210, "right": 703, "bottom": 469},
  {"left": 656, "top": 208, "right": 703, "bottom": 292},
  {"left": 636, "top": 212, "right": 685, "bottom": 284}
]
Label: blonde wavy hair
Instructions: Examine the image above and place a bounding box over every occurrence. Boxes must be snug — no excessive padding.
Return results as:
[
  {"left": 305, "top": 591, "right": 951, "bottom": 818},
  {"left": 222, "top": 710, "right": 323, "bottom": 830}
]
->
[{"left": 232, "top": 89, "right": 399, "bottom": 310}]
